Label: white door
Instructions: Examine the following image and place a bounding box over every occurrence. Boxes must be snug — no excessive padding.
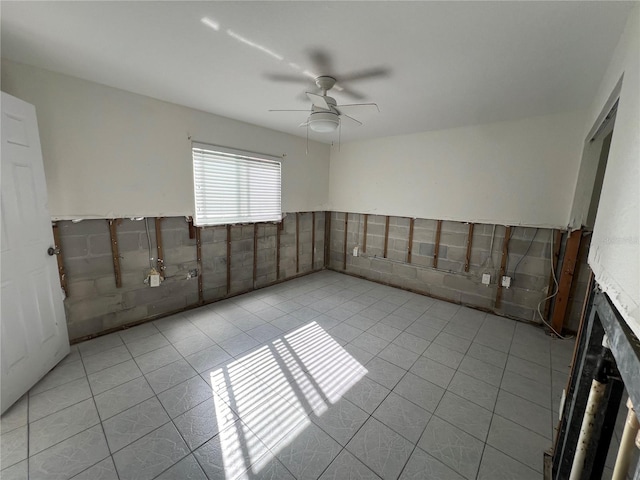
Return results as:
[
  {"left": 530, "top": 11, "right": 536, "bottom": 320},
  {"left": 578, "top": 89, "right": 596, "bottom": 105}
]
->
[{"left": 1, "top": 92, "right": 69, "bottom": 414}]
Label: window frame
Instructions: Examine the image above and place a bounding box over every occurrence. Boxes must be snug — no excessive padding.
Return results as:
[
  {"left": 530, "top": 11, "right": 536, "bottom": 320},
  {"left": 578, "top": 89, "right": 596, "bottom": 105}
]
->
[{"left": 192, "top": 142, "right": 282, "bottom": 227}]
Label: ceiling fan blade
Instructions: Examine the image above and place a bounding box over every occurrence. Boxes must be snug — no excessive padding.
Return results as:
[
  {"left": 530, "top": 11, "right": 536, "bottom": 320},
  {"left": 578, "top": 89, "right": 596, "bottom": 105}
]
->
[
  {"left": 336, "top": 103, "right": 380, "bottom": 115},
  {"left": 340, "top": 114, "right": 363, "bottom": 127},
  {"left": 268, "top": 109, "right": 312, "bottom": 112},
  {"left": 306, "top": 92, "right": 329, "bottom": 110},
  {"left": 264, "top": 73, "right": 309, "bottom": 83},
  {"left": 339, "top": 67, "right": 390, "bottom": 83},
  {"left": 308, "top": 48, "right": 334, "bottom": 75},
  {"left": 334, "top": 84, "right": 365, "bottom": 101}
]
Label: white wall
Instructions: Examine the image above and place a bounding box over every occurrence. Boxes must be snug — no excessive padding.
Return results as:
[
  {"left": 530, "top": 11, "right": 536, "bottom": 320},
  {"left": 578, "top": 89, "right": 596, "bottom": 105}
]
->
[
  {"left": 329, "top": 110, "right": 585, "bottom": 228},
  {"left": 1, "top": 60, "right": 330, "bottom": 219},
  {"left": 584, "top": 7, "right": 639, "bottom": 337}
]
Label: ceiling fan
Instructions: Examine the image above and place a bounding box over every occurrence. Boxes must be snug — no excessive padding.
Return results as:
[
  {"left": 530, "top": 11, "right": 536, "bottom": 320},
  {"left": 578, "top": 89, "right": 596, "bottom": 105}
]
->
[{"left": 269, "top": 75, "right": 380, "bottom": 133}]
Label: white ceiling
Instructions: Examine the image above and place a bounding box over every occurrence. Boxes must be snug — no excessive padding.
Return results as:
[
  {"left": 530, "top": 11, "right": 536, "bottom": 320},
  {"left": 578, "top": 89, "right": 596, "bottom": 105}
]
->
[{"left": 1, "top": 1, "right": 635, "bottom": 143}]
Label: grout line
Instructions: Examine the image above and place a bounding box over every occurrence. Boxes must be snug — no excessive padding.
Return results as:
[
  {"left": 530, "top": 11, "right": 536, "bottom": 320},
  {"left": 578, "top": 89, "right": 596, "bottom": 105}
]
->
[{"left": 29, "top": 271, "right": 560, "bottom": 479}]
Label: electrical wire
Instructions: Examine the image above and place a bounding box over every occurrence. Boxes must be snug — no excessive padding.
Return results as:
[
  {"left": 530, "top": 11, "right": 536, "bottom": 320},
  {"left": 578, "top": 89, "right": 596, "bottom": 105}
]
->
[
  {"left": 512, "top": 227, "right": 538, "bottom": 280},
  {"left": 537, "top": 229, "right": 574, "bottom": 339},
  {"left": 482, "top": 224, "right": 497, "bottom": 271},
  {"left": 144, "top": 217, "right": 154, "bottom": 270}
]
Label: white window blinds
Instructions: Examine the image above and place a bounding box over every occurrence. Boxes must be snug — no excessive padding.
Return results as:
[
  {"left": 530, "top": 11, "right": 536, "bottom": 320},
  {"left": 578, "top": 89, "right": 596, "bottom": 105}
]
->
[{"left": 192, "top": 143, "right": 282, "bottom": 226}]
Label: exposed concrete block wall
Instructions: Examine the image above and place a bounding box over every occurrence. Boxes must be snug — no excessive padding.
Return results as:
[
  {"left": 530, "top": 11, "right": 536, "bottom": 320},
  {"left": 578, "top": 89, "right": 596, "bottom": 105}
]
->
[
  {"left": 57, "top": 212, "right": 326, "bottom": 340},
  {"left": 330, "top": 212, "right": 557, "bottom": 324}
]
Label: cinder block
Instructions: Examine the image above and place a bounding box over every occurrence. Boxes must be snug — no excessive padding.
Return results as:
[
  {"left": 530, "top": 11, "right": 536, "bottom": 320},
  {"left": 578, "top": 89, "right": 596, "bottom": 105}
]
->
[
  {"left": 508, "top": 256, "right": 549, "bottom": 277},
  {"left": 230, "top": 278, "right": 253, "bottom": 293},
  {"left": 429, "top": 285, "right": 462, "bottom": 303},
  {"left": 470, "top": 234, "right": 492, "bottom": 251},
  {"left": 258, "top": 236, "right": 277, "bottom": 250},
  {"left": 202, "top": 242, "right": 227, "bottom": 258},
  {"left": 299, "top": 213, "right": 312, "bottom": 231},
  {"left": 64, "top": 255, "right": 114, "bottom": 278},
  {"left": 102, "top": 305, "right": 148, "bottom": 331},
  {"left": 280, "top": 233, "right": 296, "bottom": 247},
  {"left": 161, "top": 229, "right": 189, "bottom": 249},
  {"left": 442, "top": 246, "right": 467, "bottom": 263},
  {"left": 88, "top": 234, "right": 112, "bottom": 256},
  {"left": 414, "top": 218, "right": 437, "bottom": 231},
  {"left": 229, "top": 226, "right": 243, "bottom": 241},
  {"left": 393, "top": 239, "right": 408, "bottom": 252},
  {"left": 392, "top": 263, "right": 417, "bottom": 279},
  {"left": 147, "top": 295, "right": 190, "bottom": 316},
  {"left": 417, "top": 268, "right": 446, "bottom": 285},
  {"left": 213, "top": 227, "right": 228, "bottom": 243},
  {"left": 120, "top": 250, "right": 156, "bottom": 272},
  {"left": 122, "top": 285, "right": 168, "bottom": 307},
  {"left": 256, "top": 273, "right": 277, "bottom": 287},
  {"left": 162, "top": 217, "right": 189, "bottom": 231},
  {"left": 499, "top": 302, "right": 536, "bottom": 322},
  {"left": 200, "top": 228, "right": 215, "bottom": 243},
  {"left": 473, "top": 224, "right": 496, "bottom": 236},
  {"left": 511, "top": 273, "right": 548, "bottom": 291},
  {"left": 442, "top": 273, "right": 477, "bottom": 292},
  {"left": 470, "top": 250, "right": 492, "bottom": 267},
  {"left": 509, "top": 238, "right": 550, "bottom": 258},
  {"left": 413, "top": 228, "right": 436, "bottom": 243},
  {"left": 440, "top": 233, "right": 467, "bottom": 248},
  {"left": 95, "top": 272, "right": 139, "bottom": 294},
  {"left": 411, "top": 254, "right": 431, "bottom": 267},
  {"left": 436, "top": 259, "right": 464, "bottom": 273},
  {"left": 460, "top": 291, "right": 494, "bottom": 310},
  {"left": 213, "top": 257, "right": 228, "bottom": 274},
  {"left": 390, "top": 217, "right": 410, "bottom": 227},
  {"left": 165, "top": 245, "right": 197, "bottom": 264},
  {"left": 58, "top": 219, "right": 109, "bottom": 236},
  {"left": 116, "top": 232, "right": 142, "bottom": 252},
  {"left": 66, "top": 279, "right": 97, "bottom": 299},
  {"left": 418, "top": 243, "right": 435, "bottom": 257},
  {"left": 121, "top": 271, "right": 147, "bottom": 290},
  {"left": 502, "top": 286, "right": 546, "bottom": 309},
  {"left": 67, "top": 317, "right": 104, "bottom": 341},
  {"left": 203, "top": 286, "right": 227, "bottom": 302},
  {"left": 118, "top": 218, "right": 147, "bottom": 233},
  {"left": 442, "top": 221, "right": 469, "bottom": 234},
  {"left": 230, "top": 238, "right": 253, "bottom": 255},
  {"left": 203, "top": 273, "right": 227, "bottom": 290},
  {"left": 241, "top": 225, "right": 256, "bottom": 239},
  {"left": 370, "top": 259, "right": 392, "bottom": 274},
  {"left": 61, "top": 235, "right": 89, "bottom": 258},
  {"left": 388, "top": 226, "right": 409, "bottom": 239},
  {"left": 65, "top": 294, "right": 124, "bottom": 323},
  {"left": 366, "top": 224, "right": 385, "bottom": 237}
]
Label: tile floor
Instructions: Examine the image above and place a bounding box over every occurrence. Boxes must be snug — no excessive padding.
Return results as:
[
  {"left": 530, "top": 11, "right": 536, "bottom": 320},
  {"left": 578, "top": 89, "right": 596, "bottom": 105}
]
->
[{"left": 0, "top": 271, "right": 576, "bottom": 480}]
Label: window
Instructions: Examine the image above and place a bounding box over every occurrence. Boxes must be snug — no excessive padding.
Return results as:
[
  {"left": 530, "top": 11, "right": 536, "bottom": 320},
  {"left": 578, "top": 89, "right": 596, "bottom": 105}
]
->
[{"left": 192, "top": 143, "right": 282, "bottom": 226}]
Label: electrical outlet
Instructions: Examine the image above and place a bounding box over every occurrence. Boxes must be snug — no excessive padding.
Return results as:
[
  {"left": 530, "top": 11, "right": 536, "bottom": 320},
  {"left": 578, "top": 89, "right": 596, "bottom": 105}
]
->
[
  {"left": 501, "top": 276, "right": 512, "bottom": 288},
  {"left": 186, "top": 269, "right": 199, "bottom": 279},
  {"left": 149, "top": 273, "right": 160, "bottom": 287},
  {"left": 353, "top": 246, "right": 359, "bottom": 257},
  {"left": 481, "top": 273, "right": 491, "bottom": 285}
]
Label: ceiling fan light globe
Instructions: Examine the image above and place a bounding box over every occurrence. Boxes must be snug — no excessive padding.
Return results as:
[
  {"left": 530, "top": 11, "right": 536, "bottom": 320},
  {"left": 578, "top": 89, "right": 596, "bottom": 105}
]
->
[{"left": 308, "top": 111, "right": 339, "bottom": 133}]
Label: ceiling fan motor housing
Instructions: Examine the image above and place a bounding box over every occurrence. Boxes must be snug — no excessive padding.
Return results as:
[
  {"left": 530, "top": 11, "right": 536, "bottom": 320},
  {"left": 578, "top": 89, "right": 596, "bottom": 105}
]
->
[{"left": 315, "top": 76, "right": 336, "bottom": 93}]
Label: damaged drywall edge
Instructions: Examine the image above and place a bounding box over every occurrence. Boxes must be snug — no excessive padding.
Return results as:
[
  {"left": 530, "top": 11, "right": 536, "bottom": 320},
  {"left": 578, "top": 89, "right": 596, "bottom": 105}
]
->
[{"left": 590, "top": 247, "right": 640, "bottom": 340}]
